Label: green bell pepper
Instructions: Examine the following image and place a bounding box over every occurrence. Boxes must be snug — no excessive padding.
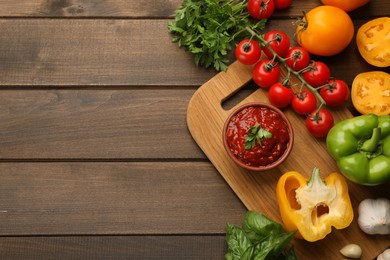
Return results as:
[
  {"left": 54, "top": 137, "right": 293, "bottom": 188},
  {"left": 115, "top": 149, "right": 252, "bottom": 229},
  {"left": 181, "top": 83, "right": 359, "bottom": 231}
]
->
[{"left": 326, "top": 114, "right": 390, "bottom": 186}]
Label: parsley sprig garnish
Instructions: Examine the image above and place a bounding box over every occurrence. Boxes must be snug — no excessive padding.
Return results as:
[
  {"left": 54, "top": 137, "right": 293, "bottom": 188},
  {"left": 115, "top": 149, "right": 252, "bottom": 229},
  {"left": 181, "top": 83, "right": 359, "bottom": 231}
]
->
[
  {"left": 168, "top": 0, "right": 266, "bottom": 71},
  {"left": 245, "top": 124, "right": 273, "bottom": 150}
]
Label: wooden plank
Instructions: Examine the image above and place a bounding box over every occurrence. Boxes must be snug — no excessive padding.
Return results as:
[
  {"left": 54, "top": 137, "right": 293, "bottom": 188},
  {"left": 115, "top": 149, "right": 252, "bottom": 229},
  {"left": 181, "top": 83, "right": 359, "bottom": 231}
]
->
[
  {"left": 0, "top": 0, "right": 387, "bottom": 18},
  {"left": 0, "top": 236, "right": 228, "bottom": 260},
  {"left": 0, "top": 19, "right": 384, "bottom": 87},
  {"left": 0, "top": 0, "right": 182, "bottom": 17},
  {"left": 0, "top": 89, "right": 208, "bottom": 159},
  {"left": 0, "top": 162, "right": 247, "bottom": 235},
  {"left": 0, "top": 19, "right": 215, "bottom": 87},
  {"left": 0, "top": 162, "right": 387, "bottom": 258},
  {"left": 186, "top": 61, "right": 390, "bottom": 259},
  {"left": 0, "top": 236, "right": 387, "bottom": 260}
]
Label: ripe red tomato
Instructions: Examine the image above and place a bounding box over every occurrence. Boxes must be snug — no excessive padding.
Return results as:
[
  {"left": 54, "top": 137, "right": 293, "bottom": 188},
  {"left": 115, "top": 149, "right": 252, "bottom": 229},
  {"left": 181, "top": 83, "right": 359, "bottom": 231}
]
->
[
  {"left": 306, "top": 109, "right": 334, "bottom": 138},
  {"left": 248, "top": 0, "right": 275, "bottom": 20},
  {"left": 303, "top": 61, "right": 330, "bottom": 87},
  {"left": 268, "top": 82, "right": 294, "bottom": 108},
  {"left": 319, "top": 79, "right": 350, "bottom": 107},
  {"left": 235, "top": 39, "right": 262, "bottom": 65},
  {"left": 274, "top": 0, "right": 292, "bottom": 9},
  {"left": 291, "top": 90, "right": 317, "bottom": 115},
  {"left": 263, "top": 30, "right": 291, "bottom": 59},
  {"left": 253, "top": 60, "right": 280, "bottom": 88},
  {"left": 285, "top": 47, "right": 310, "bottom": 71}
]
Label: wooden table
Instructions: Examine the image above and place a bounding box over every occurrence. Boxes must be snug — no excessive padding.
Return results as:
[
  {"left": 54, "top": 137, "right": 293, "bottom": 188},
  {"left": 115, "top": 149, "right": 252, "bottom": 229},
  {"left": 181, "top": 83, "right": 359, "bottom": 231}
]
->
[{"left": 0, "top": 1, "right": 388, "bottom": 259}]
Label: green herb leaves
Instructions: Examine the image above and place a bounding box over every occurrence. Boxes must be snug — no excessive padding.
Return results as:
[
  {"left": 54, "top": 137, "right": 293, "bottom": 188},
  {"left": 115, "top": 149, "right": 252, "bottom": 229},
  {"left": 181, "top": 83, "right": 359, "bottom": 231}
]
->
[
  {"left": 225, "top": 211, "right": 298, "bottom": 260},
  {"left": 245, "top": 124, "right": 273, "bottom": 149},
  {"left": 168, "top": 0, "right": 266, "bottom": 71}
]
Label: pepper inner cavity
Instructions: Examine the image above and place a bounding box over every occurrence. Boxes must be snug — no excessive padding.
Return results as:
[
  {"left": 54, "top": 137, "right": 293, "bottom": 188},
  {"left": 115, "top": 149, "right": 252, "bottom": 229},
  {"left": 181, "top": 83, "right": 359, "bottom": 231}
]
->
[
  {"left": 311, "top": 203, "right": 329, "bottom": 226},
  {"left": 285, "top": 177, "right": 301, "bottom": 210}
]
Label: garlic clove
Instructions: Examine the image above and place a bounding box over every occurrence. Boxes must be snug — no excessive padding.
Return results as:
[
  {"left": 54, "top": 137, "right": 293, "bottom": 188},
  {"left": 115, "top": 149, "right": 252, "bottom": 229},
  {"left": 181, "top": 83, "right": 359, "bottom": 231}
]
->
[
  {"left": 340, "top": 244, "right": 362, "bottom": 259},
  {"left": 377, "top": 249, "right": 390, "bottom": 260}
]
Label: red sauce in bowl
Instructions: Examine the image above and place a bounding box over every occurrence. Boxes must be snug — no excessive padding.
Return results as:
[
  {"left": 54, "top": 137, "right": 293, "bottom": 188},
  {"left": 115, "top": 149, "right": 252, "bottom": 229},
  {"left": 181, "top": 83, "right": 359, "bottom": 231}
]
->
[{"left": 225, "top": 105, "right": 291, "bottom": 168}]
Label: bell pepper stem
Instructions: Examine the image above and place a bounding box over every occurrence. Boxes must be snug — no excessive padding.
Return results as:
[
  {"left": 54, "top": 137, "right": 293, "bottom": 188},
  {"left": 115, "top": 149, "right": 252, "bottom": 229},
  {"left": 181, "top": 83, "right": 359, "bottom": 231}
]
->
[
  {"left": 361, "top": 128, "right": 381, "bottom": 153},
  {"left": 307, "top": 167, "right": 326, "bottom": 187}
]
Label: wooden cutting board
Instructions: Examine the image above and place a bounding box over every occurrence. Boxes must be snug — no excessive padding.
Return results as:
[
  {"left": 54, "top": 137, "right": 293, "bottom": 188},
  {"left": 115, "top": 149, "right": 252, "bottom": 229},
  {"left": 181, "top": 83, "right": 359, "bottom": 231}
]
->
[{"left": 187, "top": 60, "right": 389, "bottom": 259}]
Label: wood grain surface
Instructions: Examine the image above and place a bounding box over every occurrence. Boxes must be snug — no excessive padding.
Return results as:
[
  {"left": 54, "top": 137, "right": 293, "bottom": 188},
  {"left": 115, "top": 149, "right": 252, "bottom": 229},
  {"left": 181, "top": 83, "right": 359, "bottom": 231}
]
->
[
  {"left": 0, "top": 89, "right": 205, "bottom": 159},
  {"left": 0, "top": 0, "right": 389, "bottom": 259},
  {"left": 0, "top": 0, "right": 387, "bottom": 17},
  {"left": 0, "top": 19, "right": 384, "bottom": 87},
  {"left": 0, "top": 162, "right": 246, "bottom": 235},
  {"left": 0, "top": 236, "right": 228, "bottom": 259}
]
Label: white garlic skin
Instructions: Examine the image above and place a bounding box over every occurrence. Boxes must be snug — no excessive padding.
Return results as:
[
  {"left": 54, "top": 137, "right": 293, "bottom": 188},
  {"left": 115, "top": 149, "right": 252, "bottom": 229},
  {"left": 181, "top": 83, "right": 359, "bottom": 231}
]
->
[
  {"left": 340, "top": 244, "right": 362, "bottom": 259},
  {"left": 377, "top": 249, "right": 390, "bottom": 260},
  {"left": 358, "top": 198, "right": 390, "bottom": 235}
]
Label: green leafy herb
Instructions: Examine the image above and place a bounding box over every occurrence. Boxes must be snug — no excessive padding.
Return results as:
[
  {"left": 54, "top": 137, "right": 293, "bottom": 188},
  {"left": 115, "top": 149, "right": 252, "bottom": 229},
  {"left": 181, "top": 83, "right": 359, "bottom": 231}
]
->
[
  {"left": 168, "top": 0, "right": 266, "bottom": 71},
  {"left": 245, "top": 124, "right": 273, "bottom": 149},
  {"left": 225, "top": 211, "right": 298, "bottom": 260}
]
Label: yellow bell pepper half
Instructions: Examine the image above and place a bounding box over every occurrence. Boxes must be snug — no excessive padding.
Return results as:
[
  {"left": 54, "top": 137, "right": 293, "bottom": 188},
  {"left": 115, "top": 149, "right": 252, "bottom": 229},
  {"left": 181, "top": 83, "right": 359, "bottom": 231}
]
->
[{"left": 276, "top": 167, "right": 354, "bottom": 242}]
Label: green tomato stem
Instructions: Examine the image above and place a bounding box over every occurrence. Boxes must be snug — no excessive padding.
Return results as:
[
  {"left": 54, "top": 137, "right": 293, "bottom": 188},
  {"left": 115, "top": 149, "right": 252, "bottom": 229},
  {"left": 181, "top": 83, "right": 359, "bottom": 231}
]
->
[{"left": 245, "top": 27, "right": 327, "bottom": 109}]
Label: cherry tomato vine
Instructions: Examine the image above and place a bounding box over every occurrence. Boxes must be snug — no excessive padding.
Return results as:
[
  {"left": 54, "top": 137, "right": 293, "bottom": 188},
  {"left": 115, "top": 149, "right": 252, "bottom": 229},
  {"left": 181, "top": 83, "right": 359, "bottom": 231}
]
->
[{"left": 238, "top": 27, "right": 350, "bottom": 138}]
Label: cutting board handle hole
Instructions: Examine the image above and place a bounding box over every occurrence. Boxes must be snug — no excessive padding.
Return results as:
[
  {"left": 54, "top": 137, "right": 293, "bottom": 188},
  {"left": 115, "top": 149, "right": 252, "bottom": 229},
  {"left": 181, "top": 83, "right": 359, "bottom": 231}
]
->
[{"left": 221, "top": 81, "right": 258, "bottom": 111}]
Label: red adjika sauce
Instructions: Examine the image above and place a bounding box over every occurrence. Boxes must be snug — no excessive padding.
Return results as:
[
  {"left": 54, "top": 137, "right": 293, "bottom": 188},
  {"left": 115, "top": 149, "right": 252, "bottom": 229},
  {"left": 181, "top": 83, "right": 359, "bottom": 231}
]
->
[{"left": 226, "top": 106, "right": 290, "bottom": 167}]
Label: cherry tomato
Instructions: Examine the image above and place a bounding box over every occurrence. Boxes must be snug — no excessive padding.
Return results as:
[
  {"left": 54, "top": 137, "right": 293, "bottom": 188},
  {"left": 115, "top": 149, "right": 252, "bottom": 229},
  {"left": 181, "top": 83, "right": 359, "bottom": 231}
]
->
[
  {"left": 268, "top": 82, "right": 294, "bottom": 108},
  {"left": 248, "top": 0, "right": 275, "bottom": 20},
  {"left": 285, "top": 47, "right": 310, "bottom": 71},
  {"left": 291, "top": 90, "right": 317, "bottom": 115},
  {"left": 303, "top": 61, "right": 330, "bottom": 87},
  {"left": 319, "top": 79, "right": 350, "bottom": 107},
  {"left": 296, "top": 6, "right": 354, "bottom": 56},
  {"left": 263, "top": 30, "right": 291, "bottom": 59},
  {"left": 305, "top": 109, "right": 334, "bottom": 138},
  {"left": 235, "top": 39, "right": 262, "bottom": 65},
  {"left": 253, "top": 60, "right": 280, "bottom": 89},
  {"left": 275, "top": 0, "right": 292, "bottom": 9}
]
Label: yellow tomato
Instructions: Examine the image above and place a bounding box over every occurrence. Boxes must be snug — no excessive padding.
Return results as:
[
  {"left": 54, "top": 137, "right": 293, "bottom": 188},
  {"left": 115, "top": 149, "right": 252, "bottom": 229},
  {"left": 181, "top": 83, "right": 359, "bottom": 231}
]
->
[
  {"left": 296, "top": 6, "right": 354, "bottom": 56},
  {"left": 321, "top": 0, "right": 370, "bottom": 12},
  {"left": 356, "top": 17, "right": 390, "bottom": 68},
  {"left": 351, "top": 71, "right": 390, "bottom": 116}
]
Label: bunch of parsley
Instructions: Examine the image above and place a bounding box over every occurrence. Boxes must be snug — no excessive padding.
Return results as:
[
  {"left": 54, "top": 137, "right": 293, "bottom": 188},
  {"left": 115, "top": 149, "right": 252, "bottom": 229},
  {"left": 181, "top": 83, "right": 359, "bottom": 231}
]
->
[{"left": 168, "top": 0, "right": 266, "bottom": 71}]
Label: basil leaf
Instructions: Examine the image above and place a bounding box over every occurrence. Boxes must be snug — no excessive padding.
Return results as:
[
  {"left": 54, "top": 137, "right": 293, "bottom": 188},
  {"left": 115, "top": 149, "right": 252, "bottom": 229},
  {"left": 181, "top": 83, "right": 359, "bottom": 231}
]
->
[
  {"left": 242, "top": 211, "right": 284, "bottom": 241},
  {"left": 226, "top": 211, "right": 298, "bottom": 260},
  {"left": 261, "top": 231, "right": 296, "bottom": 259},
  {"left": 283, "top": 246, "right": 299, "bottom": 260},
  {"left": 225, "top": 223, "right": 252, "bottom": 259}
]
